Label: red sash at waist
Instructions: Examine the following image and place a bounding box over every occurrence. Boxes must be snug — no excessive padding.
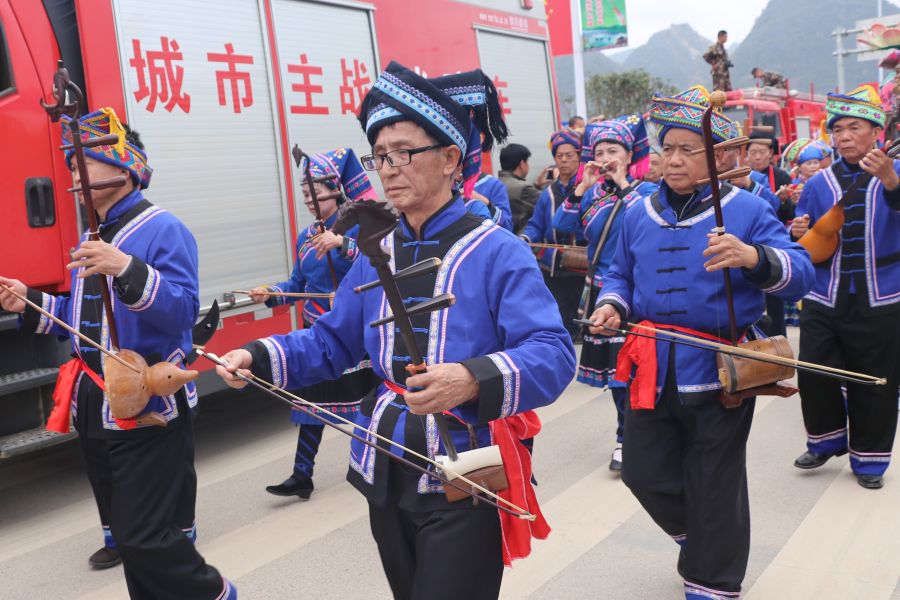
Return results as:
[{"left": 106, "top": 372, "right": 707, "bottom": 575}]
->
[{"left": 613, "top": 320, "right": 732, "bottom": 409}]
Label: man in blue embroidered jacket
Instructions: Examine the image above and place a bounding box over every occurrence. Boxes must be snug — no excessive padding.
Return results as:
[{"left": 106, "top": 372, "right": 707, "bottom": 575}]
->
[
  {"left": 0, "top": 111, "right": 234, "bottom": 600},
  {"left": 790, "top": 86, "right": 900, "bottom": 490},
  {"left": 589, "top": 87, "right": 814, "bottom": 600},
  {"left": 215, "top": 63, "right": 575, "bottom": 600}
]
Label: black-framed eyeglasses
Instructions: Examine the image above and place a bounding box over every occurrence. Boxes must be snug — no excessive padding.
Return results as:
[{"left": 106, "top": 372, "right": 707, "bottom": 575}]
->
[{"left": 361, "top": 145, "right": 441, "bottom": 171}]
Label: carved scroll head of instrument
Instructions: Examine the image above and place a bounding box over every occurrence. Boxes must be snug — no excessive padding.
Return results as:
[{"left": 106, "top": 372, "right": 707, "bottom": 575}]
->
[
  {"left": 40, "top": 60, "right": 79, "bottom": 122},
  {"left": 104, "top": 349, "right": 199, "bottom": 419},
  {"left": 334, "top": 198, "right": 400, "bottom": 267}
]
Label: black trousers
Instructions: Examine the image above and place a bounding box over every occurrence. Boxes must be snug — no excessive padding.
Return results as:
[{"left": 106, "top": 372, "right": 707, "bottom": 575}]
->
[
  {"left": 765, "top": 293, "right": 786, "bottom": 337},
  {"left": 622, "top": 384, "right": 755, "bottom": 594},
  {"left": 78, "top": 420, "right": 225, "bottom": 599},
  {"left": 83, "top": 431, "right": 198, "bottom": 548},
  {"left": 612, "top": 386, "right": 628, "bottom": 443},
  {"left": 799, "top": 297, "right": 900, "bottom": 476},
  {"left": 543, "top": 271, "right": 583, "bottom": 338},
  {"left": 368, "top": 463, "right": 504, "bottom": 600}
]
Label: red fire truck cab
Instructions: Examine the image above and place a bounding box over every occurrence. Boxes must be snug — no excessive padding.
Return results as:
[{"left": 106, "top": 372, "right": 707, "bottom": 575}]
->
[
  {"left": 722, "top": 86, "right": 828, "bottom": 151},
  {"left": 0, "top": 0, "right": 560, "bottom": 456}
]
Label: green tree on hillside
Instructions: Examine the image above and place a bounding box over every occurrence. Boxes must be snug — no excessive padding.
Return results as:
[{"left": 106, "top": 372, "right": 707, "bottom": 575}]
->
[{"left": 585, "top": 69, "right": 679, "bottom": 118}]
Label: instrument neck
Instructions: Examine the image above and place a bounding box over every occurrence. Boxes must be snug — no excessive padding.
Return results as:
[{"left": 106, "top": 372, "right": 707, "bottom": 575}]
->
[
  {"left": 71, "top": 120, "right": 121, "bottom": 351},
  {"left": 700, "top": 108, "right": 739, "bottom": 346}
]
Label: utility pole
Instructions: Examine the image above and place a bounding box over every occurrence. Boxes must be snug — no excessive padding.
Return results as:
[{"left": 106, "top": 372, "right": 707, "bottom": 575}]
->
[
  {"left": 833, "top": 12, "right": 898, "bottom": 93},
  {"left": 878, "top": 0, "right": 884, "bottom": 84},
  {"left": 570, "top": 0, "right": 587, "bottom": 121},
  {"left": 834, "top": 28, "right": 846, "bottom": 93}
]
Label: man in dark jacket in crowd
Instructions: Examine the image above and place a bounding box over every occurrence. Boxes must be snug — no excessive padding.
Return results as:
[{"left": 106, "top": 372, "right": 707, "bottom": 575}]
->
[{"left": 498, "top": 143, "right": 544, "bottom": 234}]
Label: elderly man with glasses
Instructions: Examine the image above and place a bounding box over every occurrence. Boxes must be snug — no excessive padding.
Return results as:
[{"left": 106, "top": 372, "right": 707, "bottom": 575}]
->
[{"left": 213, "top": 62, "right": 575, "bottom": 600}]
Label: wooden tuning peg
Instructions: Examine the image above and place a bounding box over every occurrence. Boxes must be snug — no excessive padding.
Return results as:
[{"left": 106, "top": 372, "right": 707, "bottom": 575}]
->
[
  {"left": 310, "top": 173, "right": 338, "bottom": 184},
  {"left": 91, "top": 176, "right": 128, "bottom": 190},
  {"left": 696, "top": 167, "right": 753, "bottom": 186},
  {"left": 690, "top": 136, "right": 750, "bottom": 155},
  {"left": 315, "top": 190, "right": 343, "bottom": 202},
  {"left": 82, "top": 133, "right": 122, "bottom": 148}
]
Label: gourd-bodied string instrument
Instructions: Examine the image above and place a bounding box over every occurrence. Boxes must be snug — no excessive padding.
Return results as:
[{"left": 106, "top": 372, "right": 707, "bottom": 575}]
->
[
  {"left": 334, "top": 198, "right": 510, "bottom": 502},
  {"left": 37, "top": 61, "right": 199, "bottom": 424},
  {"left": 697, "top": 92, "right": 798, "bottom": 408},
  {"left": 0, "top": 282, "right": 197, "bottom": 426},
  {"left": 796, "top": 137, "right": 900, "bottom": 263},
  {"left": 573, "top": 319, "right": 885, "bottom": 389}
]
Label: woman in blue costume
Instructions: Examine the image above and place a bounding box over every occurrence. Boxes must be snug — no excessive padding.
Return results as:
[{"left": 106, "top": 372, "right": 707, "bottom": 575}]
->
[
  {"left": 552, "top": 116, "right": 658, "bottom": 471},
  {"left": 519, "top": 127, "right": 588, "bottom": 340},
  {"left": 249, "top": 148, "right": 378, "bottom": 499}
]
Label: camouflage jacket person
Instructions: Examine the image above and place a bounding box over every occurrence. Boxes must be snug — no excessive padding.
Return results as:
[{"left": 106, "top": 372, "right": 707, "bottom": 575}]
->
[
  {"left": 703, "top": 42, "right": 732, "bottom": 92},
  {"left": 754, "top": 69, "right": 786, "bottom": 89}
]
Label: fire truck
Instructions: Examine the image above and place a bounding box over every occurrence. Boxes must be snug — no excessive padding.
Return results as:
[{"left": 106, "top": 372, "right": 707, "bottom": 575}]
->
[
  {"left": 722, "top": 85, "right": 828, "bottom": 149},
  {"left": 0, "top": 0, "right": 560, "bottom": 456}
]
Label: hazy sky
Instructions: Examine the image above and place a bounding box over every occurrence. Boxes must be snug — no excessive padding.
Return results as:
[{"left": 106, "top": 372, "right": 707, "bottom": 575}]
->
[{"left": 603, "top": 0, "right": 900, "bottom": 54}]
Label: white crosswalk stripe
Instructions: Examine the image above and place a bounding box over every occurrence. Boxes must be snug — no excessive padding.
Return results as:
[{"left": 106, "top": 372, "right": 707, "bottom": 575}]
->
[{"left": 745, "top": 437, "right": 900, "bottom": 600}]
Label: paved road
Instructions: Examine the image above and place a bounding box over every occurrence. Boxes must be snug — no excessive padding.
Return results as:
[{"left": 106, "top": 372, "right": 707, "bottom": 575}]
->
[{"left": 2, "top": 330, "right": 899, "bottom": 599}]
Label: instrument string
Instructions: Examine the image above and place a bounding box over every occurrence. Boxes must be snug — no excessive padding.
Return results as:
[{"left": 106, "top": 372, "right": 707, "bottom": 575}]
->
[{"left": 198, "top": 350, "right": 533, "bottom": 519}]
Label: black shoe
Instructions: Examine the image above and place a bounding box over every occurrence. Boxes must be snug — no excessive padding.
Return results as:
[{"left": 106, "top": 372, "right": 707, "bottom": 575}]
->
[
  {"left": 857, "top": 474, "right": 884, "bottom": 489},
  {"left": 88, "top": 547, "right": 122, "bottom": 569},
  {"left": 609, "top": 446, "right": 622, "bottom": 472},
  {"left": 266, "top": 477, "right": 314, "bottom": 499},
  {"left": 793, "top": 448, "right": 848, "bottom": 470}
]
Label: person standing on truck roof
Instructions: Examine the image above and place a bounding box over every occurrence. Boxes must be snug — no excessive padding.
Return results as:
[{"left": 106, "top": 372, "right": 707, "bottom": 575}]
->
[
  {"left": 248, "top": 148, "right": 378, "bottom": 501},
  {"left": 790, "top": 87, "right": 900, "bottom": 491},
  {"left": 0, "top": 109, "right": 236, "bottom": 600},
  {"left": 751, "top": 67, "right": 787, "bottom": 90},
  {"left": 520, "top": 126, "right": 589, "bottom": 341},
  {"left": 214, "top": 61, "right": 575, "bottom": 600},
  {"left": 703, "top": 30, "right": 733, "bottom": 92}
]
